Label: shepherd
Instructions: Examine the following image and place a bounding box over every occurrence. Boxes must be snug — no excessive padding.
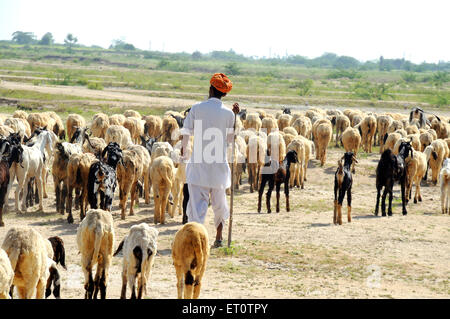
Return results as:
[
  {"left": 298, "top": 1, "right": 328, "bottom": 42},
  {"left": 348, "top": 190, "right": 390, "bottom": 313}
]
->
[{"left": 180, "top": 73, "right": 239, "bottom": 248}]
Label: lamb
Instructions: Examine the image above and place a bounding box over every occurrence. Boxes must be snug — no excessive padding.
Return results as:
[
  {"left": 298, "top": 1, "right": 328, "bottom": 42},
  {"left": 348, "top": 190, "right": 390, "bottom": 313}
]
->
[
  {"left": 424, "top": 139, "right": 449, "bottom": 185},
  {"left": 405, "top": 149, "right": 427, "bottom": 204},
  {"left": 312, "top": 119, "right": 332, "bottom": 166},
  {"left": 277, "top": 114, "right": 292, "bottom": 131},
  {"left": 105, "top": 124, "right": 132, "bottom": 149},
  {"left": 109, "top": 113, "right": 126, "bottom": 126},
  {"left": 113, "top": 223, "right": 158, "bottom": 299},
  {"left": 124, "top": 110, "right": 142, "bottom": 119},
  {"left": 292, "top": 116, "right": 312, "bottom": 139},
  {"left": 243, "top": 113, "right": 262, "bottom": 132},
  {"left": 334, "top": 152, "right": 358, "bottom": 225},
  {"left": 331, "top": 115, "right": 350, "bottom": 147},
  {"left": 261, "top": 117, "right": 279, "bottom": 135},
  {"left": 375, "top": 142, "right": 413, "bottom": 216},
  {"left": 116, "top": 149, "right": 143, "bottom": 220},
  {"left": 90, "top": 113, "right": 109, "bottom": 139},
  {"left": 149, "top": 155, "right": 175, "bottom": 224},
  {"left": 76, "top": 209, "right": 115, "bottom": 299},
  {"left": 66, "top": 152, "right": 98, "bottom": 223},
  {"left": 360, "top": 115, "right": 377, "bottom": 153},
  {"left": 143, "top": 115, "right": 163, "bottom": 138},
  {"left": 0, "top": 248, "right": 14, "bottom": 299},
  {"left": 439, "top": 158, "right": 450, "bottom": 214},
  {"left": 382, "top": 132, "right": 402, "bottom": 153},
  {"left": 376, "top": 115, "right": 393, "bottom": 148},
  {"left": 161, "top": 116, "right": 180, "bottom": 146},
  {"left": 127, "top": 144, "right": 151, "bottom": 205},
  {"left": 258, "top": 150, "right": 298, "bottom": 213},
  {"left": 171, "top": 222, "right": 210, "bottom": 299},
  {"left": 123, "top": 117, "right": 145, "bottom": 145},
  {"left": 66, "top": 114, "right": 86, "bottom": 142},
  {"left": 1, "top": 227, "right": 50, "bottom": 299},
  {"left": 87, "top": 142, "right": 123, "bottom": 212}
]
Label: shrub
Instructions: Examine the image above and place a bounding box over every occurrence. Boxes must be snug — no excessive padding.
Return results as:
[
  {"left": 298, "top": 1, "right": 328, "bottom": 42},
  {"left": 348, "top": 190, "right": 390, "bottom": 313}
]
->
[
  {"left": 224, "top": 62, "right": 241, "bottom": 75},
  {"left": 87, "top": 82, "right": 103, "bottom": 90}
]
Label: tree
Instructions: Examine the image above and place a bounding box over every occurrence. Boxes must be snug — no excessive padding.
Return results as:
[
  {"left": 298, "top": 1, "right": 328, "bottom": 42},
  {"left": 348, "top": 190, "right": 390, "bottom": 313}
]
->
[
  {"left": 11, "top": 31, "right": 36, "bottom": 44},
  {"left": 192, "top": 51, "right": 202, "bottom": 60},
  {"left": 38, "top": 32, "right": 54, "bottom": 46},
  {"left": 109, "top": 39, "right": 135, "bottom": 51},
  {"left": 64, "top": 33, "right": 78, "bottom": 51},
  {"left": 224, "top": 62, "right": 241, "bottom": 75}
]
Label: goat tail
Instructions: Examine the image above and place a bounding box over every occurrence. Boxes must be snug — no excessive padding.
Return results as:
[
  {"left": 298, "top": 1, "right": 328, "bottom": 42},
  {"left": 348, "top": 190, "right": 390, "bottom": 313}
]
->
[
  {"left": 76, "top": 166, "right": 82, "bottom": 185},
  {"left": 383, "top": 133, "right": 389, "bottom": 144},
  {"left": 113, "top": 237, "right": 126, "bottom": 257},
  {"left": 6, "top": 247, "right": 21, "bottom": 272},
  {"left": 91, "top": 224, "right": 104, "bottom": 267},
  {"left": 191, "top": 234, "right": 205, "bottom": 272}
]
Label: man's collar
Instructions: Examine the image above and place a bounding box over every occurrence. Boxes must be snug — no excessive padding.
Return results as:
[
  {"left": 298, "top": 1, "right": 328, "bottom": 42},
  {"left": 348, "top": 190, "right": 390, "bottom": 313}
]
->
[{"left": 208, "top": 97, "right": 222, "bottom": 102}]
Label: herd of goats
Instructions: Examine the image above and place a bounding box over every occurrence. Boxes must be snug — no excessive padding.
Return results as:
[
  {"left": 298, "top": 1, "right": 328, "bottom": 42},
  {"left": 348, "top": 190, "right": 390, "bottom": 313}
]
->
[{"left": 0, "top": 105, "right": 449, "bottom": 299}]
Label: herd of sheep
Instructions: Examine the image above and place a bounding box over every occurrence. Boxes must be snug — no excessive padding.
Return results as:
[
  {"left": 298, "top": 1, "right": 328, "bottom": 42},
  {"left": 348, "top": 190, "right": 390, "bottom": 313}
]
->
[{"left": 0, "top": 104, "right": 450, "bottom": 299}]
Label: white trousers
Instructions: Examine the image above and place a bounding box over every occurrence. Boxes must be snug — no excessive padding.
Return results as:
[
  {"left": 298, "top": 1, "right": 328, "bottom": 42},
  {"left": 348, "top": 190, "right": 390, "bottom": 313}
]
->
[{"left": 187, "top": 184, "right": 229, "bottom": 229}]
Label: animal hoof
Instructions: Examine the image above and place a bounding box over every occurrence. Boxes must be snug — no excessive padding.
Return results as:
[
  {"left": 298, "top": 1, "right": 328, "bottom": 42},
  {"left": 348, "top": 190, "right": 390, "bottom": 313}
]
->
[
  {"left": 414, "top": 198, "right": 417, "bottom": 204},
  {"left": 67, "top": 216, "right": 74, "bottom": 224},
  {"left": 0, "top": 221, "right": 4, "bottom": 227}
]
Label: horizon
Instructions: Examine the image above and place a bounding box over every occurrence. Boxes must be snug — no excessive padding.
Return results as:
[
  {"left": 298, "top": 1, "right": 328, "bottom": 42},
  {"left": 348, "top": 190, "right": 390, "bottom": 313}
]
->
[{"left": 1, "top": 0, "right": 450, "bottom": 64}]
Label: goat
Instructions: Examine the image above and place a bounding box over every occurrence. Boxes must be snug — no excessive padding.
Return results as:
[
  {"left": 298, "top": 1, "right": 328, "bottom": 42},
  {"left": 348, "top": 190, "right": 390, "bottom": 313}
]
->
[
  {"left": 257, "top": 150, "right": 298, "bottom": 214},
  {"left": 333, "top": 152, "right": 358, "bottom": 225},
  {"left": 87, "top": 142, "right": 123, "bottom": 211},
  {"left": 375, "top": 141, "right": 413, "bottom": 216}
]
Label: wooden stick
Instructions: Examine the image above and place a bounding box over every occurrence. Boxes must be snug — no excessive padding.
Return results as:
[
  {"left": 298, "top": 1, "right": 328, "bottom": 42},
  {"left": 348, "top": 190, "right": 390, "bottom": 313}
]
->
[{"left": 228, "top": 103, "right": 239, "bottom": 248}]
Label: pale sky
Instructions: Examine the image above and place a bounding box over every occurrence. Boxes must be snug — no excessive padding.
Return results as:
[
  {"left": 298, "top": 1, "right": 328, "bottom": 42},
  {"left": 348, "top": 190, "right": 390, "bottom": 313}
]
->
[{"left": 1, "top": 0, "right": 449, "bottom": 64}]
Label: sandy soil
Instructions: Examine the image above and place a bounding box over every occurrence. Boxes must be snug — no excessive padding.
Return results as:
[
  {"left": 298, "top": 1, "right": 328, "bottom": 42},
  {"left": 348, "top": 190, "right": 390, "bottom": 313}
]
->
[{"left": 0, "top": 144, "right": 449, "bottom": 299}]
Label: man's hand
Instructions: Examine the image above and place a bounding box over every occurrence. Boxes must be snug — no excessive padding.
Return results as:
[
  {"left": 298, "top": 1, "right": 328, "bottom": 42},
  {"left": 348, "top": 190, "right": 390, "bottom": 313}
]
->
[{"left": 232, "top": 102, "right": 240, "bottom": 115}]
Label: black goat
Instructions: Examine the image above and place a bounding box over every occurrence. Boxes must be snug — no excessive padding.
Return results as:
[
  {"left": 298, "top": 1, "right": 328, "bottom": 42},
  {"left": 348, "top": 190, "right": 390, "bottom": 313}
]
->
[
  {"left": 237, "top": 108, "right": 247, "bottom": 121},
  {"left": 0, "top": 137, "right": 23, "bottom": 226},
  {"left": 333, "top": 152, "right": 358, "bottom": 225},
  {"left": 87, "top": 142, "right": 123, "bottom": 211},
  {"left": 169, "top": 113, "right": 185, "bottom": 128},
  {"left": 375, "top": 141, "right": 413, "bottom": 216},
  {"left": 45, "top": 236, "right": 66, "bottom": 299},
  {"left": 140, "top": 135, "right": 161, "bottom": 156},
  {"left": 282, "top": 107, "right": 291, "bottom": 114},
  {"left": 257, "top": 150, "right": 298, "bottom": 213}
]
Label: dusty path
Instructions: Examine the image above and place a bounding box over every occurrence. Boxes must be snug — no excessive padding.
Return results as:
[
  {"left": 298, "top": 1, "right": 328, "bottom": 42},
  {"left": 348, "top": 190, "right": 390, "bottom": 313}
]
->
[{"left": 0, "top": 147, "right": 448, "bottom": 299}]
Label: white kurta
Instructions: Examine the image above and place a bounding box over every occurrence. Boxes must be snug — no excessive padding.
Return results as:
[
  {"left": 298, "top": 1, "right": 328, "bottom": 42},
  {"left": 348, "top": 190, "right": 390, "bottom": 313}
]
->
[{"left": 180, "top": 97, "right": 235, "bottom": 190}]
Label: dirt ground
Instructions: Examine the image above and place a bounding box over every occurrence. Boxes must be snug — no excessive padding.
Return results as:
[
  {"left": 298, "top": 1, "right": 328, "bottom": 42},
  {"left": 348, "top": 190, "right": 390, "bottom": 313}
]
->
[{"left": 0, "top": 136, "right": 449, "bottom": 299}]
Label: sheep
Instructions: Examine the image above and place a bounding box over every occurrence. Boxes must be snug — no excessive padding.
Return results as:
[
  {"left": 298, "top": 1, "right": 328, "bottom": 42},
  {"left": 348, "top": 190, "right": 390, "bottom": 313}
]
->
[
  {"left": 161, "top": 116, "right": 180, "bottom": 146},
  {"left": 123, "top": 117, "right": 145, "bottom": 145},
  {"left": 406, "top": 124, "right": 420, "bottom": 135},
  {"left": 406, "top": 134, "right": 421, "bottom": 152},
  {"left": 143, "top": 115, "right": 163, "bottom": 138},
  {"left": 27, "top": 112, "right": 55, "bottom": 134},
  {"left": 432, "top": 120, "right": 450, "bottom": 139},
  {"left": 66, "top": 152, "right": 98, "bottom": 223},
  {"left": 0, "top": 248, "right": 14, "bottom": 299},
  {"left": 83, "top": 135, "right": 107, "bottom": 157},
  {"left": 267, "top": 131, "right": 286, "bottom": 165},
  {"left": 0, "top": 139, "right": 17, "bottom": 226},
  {"left": 76, "top": 209, "right": 115, "bottom": 299},
  {"left": 387, "top": 120, "right": 404, "bottom": 134},
  {"left": 246, "top": 135, "right": 266, "bottom": 193},
  {"left": 445, "top": 138, "right": 450, "bottom": 151},
  {"left": 256, "top": 109, "right": 268, "bottom": 120},
  {"left": 334, "top": 152, "right": 358, "bottom": 225},
  {"left": 124, "top": 109, "right": 142, "bottom": 119},
  {"left": 66, "top": 114, "right": 86, "bottom": 142},
  {"left": 52, "top": 141, "right": 82, "bottom": 215},
  {"left": 377, "top": 115, "right": 393, "bottom": 148},
  {"left": 261, "top": 117, "right": 278, "bottom": 135},
  {"left": 113, "top": 223, "right": 158, "bottom": 299},
  {"left": 282, "top": 133, "right": 296, "bottom": 150},
  {"left": 127, "top": 144, "right": 151, "bottom": 205},
  {"left": 258, "top": 150, "right": 298, "bottom": 213},
  {"left": 13, "top": 110, "right": 28, "bottom": 120},
  {"left": 351, "top": 114, "right": 363, "bottom": 127},
  {"left": 0, "top": 125, "right": 14, "bottom": 137},
  {"left": 105, "top": 124, "right": 132, "bottom": 149},
  {"left": 287, "top": 139, "right": 305, "bottom": 189},
  {"left": 239, "top": 129, "right": 256, "bottom": 144},
  {"left": 243, "top": 113, "right": 262, "bottom": 132},
  {"left": 90, "top": 113, "right": 109, "bottom": 139},
  {"left": 277, "top": 114, "right": 292, "bottom": 131},
  {"left": 427, "top": 128, "right": 438, "bottom": 141},
  {"left": 424, "top": 139, "right": 449, "bottom": 185},
  {"left": 341, "top": 127, "right": 361, "bottom": 173},
  {"left": 382, "top": 132, "right": 402, "bottom": 153},
  {"left": 331, "top": 115, "right": 350, "bottom": 147},
  {"left": 109, "top": 114, "right": 126, "bottom": 126},
  {"left": 405, "top": 149, "right": 427, "bottom": 204},
  {"left": 149, "top": 155, "right": 175, "bottom": 224},
  {"left": 1, "top": 227, "right": 50, "bottom": 299},
  {"left": 45, "top": 111, "right": 65, "bottom": 140},
  {"left": 312, "top": 119, "right": 332, "bottom": 166},
  {"left": 4, "top": 117, "right": 31, "bottom": 142},
  {"left": 171, "top": 222, "right": 210, "bottom": 299},
  {"left": 360, "top": 115, "right": 377, "bottom": 153},
  {"left": 87, "top": 142, "right": 123, "bottom": 212},
  {"left": 282, "top": 126, "right": 298, "bottom": 137},
  {"left": 439, "top": 158, "right": 450, "bottom": 214},
  {"left": 375, "top": 142, "right": 413, "bottom": 216},
  {"left": 419, "top": 131, "right": 434, "bottom": 152},
  {"left": 116, "top": 149, "right": 143, "bottom": 220},
  {"left": 395, "top": 128, "right": 408, "bottom": 138}
]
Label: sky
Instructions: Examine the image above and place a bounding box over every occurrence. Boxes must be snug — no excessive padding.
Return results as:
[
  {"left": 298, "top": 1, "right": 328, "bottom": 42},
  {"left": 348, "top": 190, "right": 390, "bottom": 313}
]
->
[{"left": 0, "top": 0, "right": 449, "bottom": 64}]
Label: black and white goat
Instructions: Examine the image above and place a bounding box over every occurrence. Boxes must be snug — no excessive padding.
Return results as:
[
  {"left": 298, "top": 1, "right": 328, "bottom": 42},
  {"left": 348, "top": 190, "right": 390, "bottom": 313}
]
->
[
  {"left": 87, "top": 142, "right": 123, "bottom": 211},
  {"left": 257, "top": 150, "right": 298, "bottom": 213},
  {"left": 333, "top": 152, "right": 358, "bottom": 225},
  {"left": 375, "top": 141, "right": 413, "bottom": 216}
]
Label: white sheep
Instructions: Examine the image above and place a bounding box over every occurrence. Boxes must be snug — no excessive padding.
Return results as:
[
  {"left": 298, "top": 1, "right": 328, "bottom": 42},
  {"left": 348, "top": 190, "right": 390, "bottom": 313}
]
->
[
  {"left": 105, "top": 124, "right": 132, "bottom": 149},
  {"left": 0, "top": 248, "right": 14, "bottom": 299},
  {"left": 113, "top": 223, "right": 158, "bottom": 299},
  {"left": 76, "top": 208, "right": 115, "bottom": 299}
]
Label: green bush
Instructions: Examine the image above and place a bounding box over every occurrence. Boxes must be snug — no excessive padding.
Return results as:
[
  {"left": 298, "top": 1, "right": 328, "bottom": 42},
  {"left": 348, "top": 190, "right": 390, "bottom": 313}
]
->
[
  {"left": 87, "top": 82, "right": 103, "bottom": 90},
  {"left": 224, "top": 62, "right": 241, "bottom": 75},
  {"left": 401, "top": 72, "right": 417, "bottom": 83}
]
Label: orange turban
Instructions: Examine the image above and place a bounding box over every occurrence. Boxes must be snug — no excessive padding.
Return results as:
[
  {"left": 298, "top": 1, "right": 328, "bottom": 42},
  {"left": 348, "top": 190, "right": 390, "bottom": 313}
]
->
[{"left": 210, "top": 73, "right": 233, "bottom": 93}]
